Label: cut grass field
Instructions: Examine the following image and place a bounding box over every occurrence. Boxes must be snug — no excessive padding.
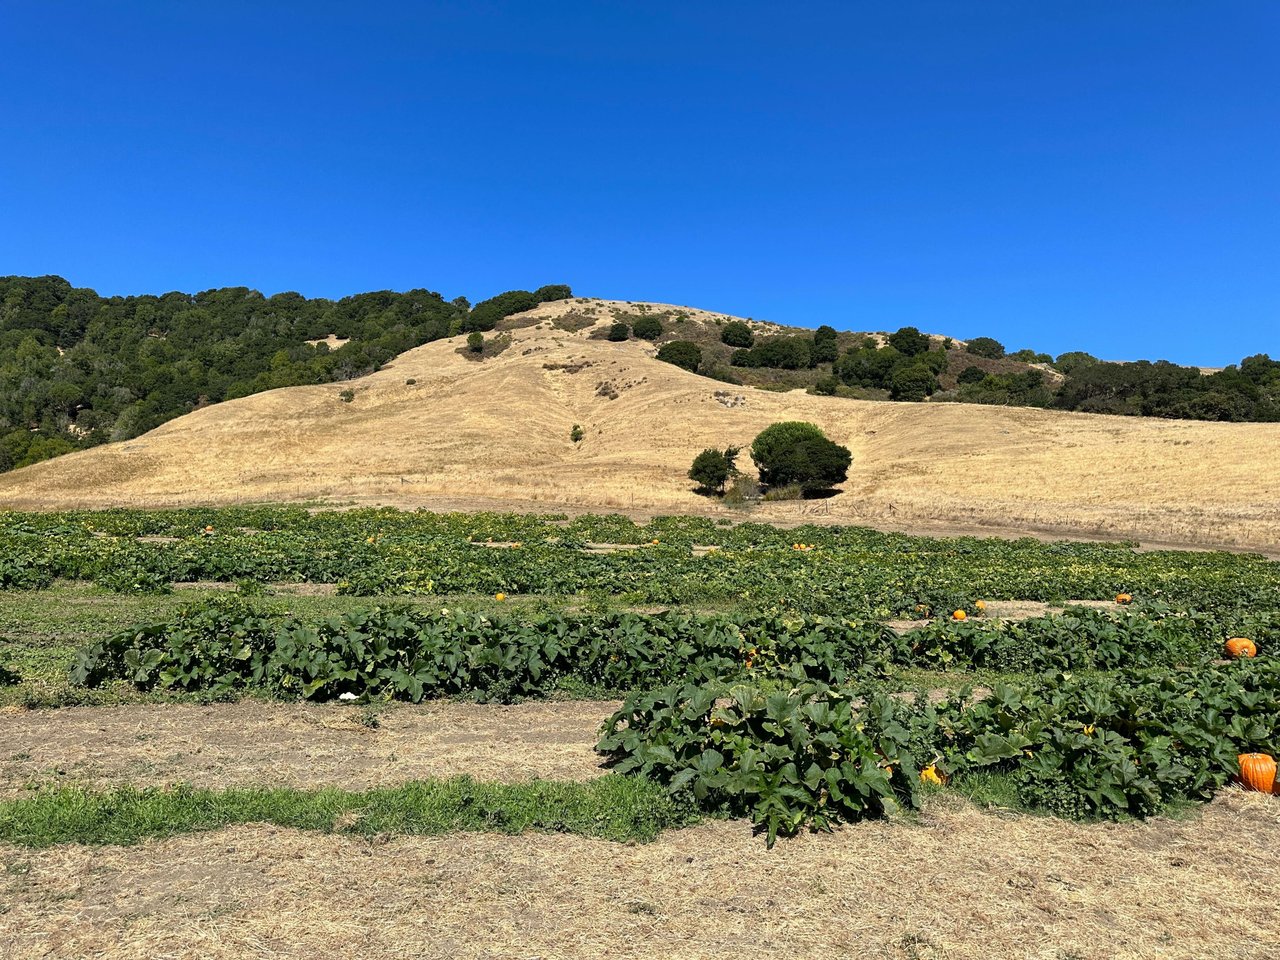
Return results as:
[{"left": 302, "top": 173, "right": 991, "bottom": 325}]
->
[
  {"left": 2, "top": 299, "right": 1278, "bottom": 552},
  {"left": 2, "top": 787, "right": 1276, "bottom": 959}
]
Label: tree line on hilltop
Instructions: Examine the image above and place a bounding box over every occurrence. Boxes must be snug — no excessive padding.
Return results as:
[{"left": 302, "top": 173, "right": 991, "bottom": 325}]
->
[
  {"left": 646, "top": 320, "right": 1279, "bottom": 421},
  {"left": 2, "top": 274, "right": 1276, "bottom": 475},
  {"left": 0, "top": 276, "right": 571, "bottom": 472}
]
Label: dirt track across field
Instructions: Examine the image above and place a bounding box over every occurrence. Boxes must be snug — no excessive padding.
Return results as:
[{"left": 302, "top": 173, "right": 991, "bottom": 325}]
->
[
  {"left": 0, "top": 700, "right": 614, "bottom": 797},
  {"left": 2, "top": 789, "right": 1277, "bottom": 960}
]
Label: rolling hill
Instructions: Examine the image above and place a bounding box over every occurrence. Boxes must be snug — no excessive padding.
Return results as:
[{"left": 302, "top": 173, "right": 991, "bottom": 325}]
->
[{"left": 1, "top": 298, "right": 1277, "bottom": 553}]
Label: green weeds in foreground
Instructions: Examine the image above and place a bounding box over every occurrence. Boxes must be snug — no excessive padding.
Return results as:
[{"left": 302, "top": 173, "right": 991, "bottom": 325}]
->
[{"left": 0, "top": 776, "right": 700, "bottom": 848}]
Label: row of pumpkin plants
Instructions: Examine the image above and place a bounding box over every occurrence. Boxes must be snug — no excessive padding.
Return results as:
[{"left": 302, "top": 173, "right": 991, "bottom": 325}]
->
[
  {"left": 59, "top": 598, "right": 1278, "bottom": 840},
  {"left": 66, "top": 599, "right": 1271, "bottom": 701},
  {"left": 3, "top": 510, "right": 1278, "bottom": 621},
  {"left": 599, "top": 664, "right": 1280, "bottom": 844}
]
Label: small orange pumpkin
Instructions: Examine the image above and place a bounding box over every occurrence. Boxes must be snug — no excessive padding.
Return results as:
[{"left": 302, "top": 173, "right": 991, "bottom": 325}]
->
[
  {"left": 952, "top": 609, "right": 967, "bottom": 622},
  {"left": 1238, "top": 753, "right": 1277, "bottom": 794},
  {"left": 494, "top": 592, "right": 506, "bottom": 602},
  {"left": 1226, "top": 637, "right": 1257, "bottom": 659},
  {"left": 1115, "top": 593, "right": 1132, "bottom": 605}
]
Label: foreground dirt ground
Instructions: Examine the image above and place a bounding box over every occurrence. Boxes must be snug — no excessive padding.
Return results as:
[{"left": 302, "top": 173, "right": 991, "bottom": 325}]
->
[
  {"left": 2, "top": 702, "right": 1279, "bottom": 958},
  {"left": 1, "top": 789, "right": 1276, "bottom": 960}
]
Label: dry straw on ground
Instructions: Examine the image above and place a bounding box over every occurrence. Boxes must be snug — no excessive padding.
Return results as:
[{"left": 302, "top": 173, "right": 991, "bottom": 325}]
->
[
  {"left": 2, "top": 299, "right": 1277, "bottom": 553},
  {"left": 0, "top": 700, "right": 614, "bottom": 798},
  {"left": 1, "top": 790, "right": 1277, "bottom": 960}
]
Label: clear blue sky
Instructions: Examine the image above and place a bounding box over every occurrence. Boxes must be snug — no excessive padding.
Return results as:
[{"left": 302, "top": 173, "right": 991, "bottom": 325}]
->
[{"left": 2, "top": 1, "right": 1276, "bottom": 365}]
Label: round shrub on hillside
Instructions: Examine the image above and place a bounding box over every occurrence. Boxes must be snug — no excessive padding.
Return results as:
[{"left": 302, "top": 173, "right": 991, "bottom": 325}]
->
[
  {"left": 958, "top": 365, "right": 987, "bottom": 385},
  {"left": 887, "top": 326, "right": 931, "bottom": 357},
  {"left": 889, "top": 365, "right": 937, "bottom": 401},
  {"left": 750, "top": 421, "right": 851, "bottom": 494},
  {"left": 1054, "top": 351, "right": 1100, "bottom": 375},
  {"left": 720, "top": 321, "right": 754, "bottom": 348},
  {"left": 607, "top": 322, "right": 630, "bottom": 341},
  {"left": 965, "top": 336, "right": 1006, "bottom": 359},
  {"left": 533, "top": 284, "right": 573, "bottom": 302},
  {"left": 631, "top": 316, "right": 664, "bottom": 341},
  {"left": 656, "top": 340, "right": 702, "bottom": 373}
]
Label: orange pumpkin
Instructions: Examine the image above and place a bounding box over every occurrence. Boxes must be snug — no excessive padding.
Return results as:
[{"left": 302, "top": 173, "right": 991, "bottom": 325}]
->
[
  {"left": 494, "top": 592, "right": 506, "bottom": 602},
  {"left": 1238, "top": 754, "right": 1277, "bottom": 794},
  {"left": 952, "top": 609, "right": 967, "bottom": 622},
  {"left": 1115, "top": 593, "right": 1133, "bottom": 605},
  {"left": 1225, "top": 637, "right": 1257, "bottom": 659}
]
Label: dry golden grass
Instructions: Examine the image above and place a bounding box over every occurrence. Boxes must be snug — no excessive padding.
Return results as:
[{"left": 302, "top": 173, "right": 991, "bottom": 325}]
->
[
  {"left": 3, "top": 298, "right": 1277, "bottom": 551},
  {"left": 3, "top": 789, "right": 1277, "bottom": 960},
  {"left": 0, "top": 701, "right": 613, "bottom": 799}
]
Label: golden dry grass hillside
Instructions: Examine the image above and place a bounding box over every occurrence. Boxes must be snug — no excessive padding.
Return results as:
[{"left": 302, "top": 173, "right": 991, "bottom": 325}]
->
[{"left": 2, "top": 298, "right": 1277, "bottom": 551}]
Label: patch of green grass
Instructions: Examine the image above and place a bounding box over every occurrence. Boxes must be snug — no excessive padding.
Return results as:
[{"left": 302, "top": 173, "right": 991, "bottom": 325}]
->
[
  {"left": 0, "top": 775, "right": 701, "bottom": 848},
  {"left": 947, "top": 770, "right": 1024, "bottom": 810}
]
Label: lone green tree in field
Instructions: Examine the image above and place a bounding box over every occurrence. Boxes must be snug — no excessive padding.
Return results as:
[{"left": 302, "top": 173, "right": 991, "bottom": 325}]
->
[
  {"left": 689, "top": 446, "right": 740, "bottom": 494},
  {"left": 750, "top": 421, "right": 851, "bottom": 494}
]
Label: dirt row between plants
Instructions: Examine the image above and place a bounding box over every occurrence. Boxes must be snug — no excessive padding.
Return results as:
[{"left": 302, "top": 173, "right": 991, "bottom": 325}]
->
[
  {"left": 0, "top": 690, "right": 980, "bottom": 799},
  {"left": 0, "top": 700, "right": 616, "bottom": 798},
  {"left": 2, "top": 789, "right": 1277, "bottom": 960}
]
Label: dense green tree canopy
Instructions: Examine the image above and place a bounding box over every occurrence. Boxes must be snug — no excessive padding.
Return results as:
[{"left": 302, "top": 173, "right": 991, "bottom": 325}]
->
[
  {"left": 631, "top": 316, "right": 664, "bottom": 341},
  {"left": 810, "top": 325, "right": 839, "bottom": 365},
  {"left": 965, "top": 336, "right": 1006, "bottom": 359},
  {"left": 720, "top": 321, "right": 754, "bottom": 348},
  {"left": 886, "top": 326, "right": 930, "bottom": 357},
  {"left": 750, "top": 421, "right": 851, "bottom": 493},
  {"left": 730, "top": 335, "right": 812, "bottom": 370},
  {"left": 688, "top": 446, "right": 739, "bottom": 494},
  {"left": 656, "top": 340, "right": 702, "bottom": 372},
  {"left": 889, "top": 364, "right": 938, "bottom": 401},
  {"left": 463, "top": 284, "right": 572, "bottom": 332}
]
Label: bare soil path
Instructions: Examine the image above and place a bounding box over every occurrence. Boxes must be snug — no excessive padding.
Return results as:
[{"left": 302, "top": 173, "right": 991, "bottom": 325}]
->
[
  {"left": 2, "top": 790, "right": 1276, "bottom": 960},
  {"left": 0, "top": 700, "right": 616, "bottom": 797}
]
